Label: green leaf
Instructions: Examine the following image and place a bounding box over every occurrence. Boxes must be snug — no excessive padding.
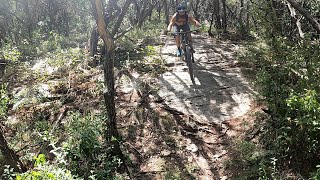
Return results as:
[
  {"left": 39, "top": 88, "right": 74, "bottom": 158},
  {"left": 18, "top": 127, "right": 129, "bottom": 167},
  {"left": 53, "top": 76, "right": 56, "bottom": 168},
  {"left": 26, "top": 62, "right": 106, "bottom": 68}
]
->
[{"left": 34, "top": 154, "right": 46, "bottom": 166}]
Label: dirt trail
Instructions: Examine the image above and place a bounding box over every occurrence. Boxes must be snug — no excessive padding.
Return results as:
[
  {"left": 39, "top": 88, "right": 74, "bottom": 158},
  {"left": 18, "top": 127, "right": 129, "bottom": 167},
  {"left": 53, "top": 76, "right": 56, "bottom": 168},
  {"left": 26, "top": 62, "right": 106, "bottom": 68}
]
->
[
  {"left": 159, "top": 33, "right": 256, "bottom": 124},
  {"left": 118, "top": 33, "right": 259, "bottom": 179}
]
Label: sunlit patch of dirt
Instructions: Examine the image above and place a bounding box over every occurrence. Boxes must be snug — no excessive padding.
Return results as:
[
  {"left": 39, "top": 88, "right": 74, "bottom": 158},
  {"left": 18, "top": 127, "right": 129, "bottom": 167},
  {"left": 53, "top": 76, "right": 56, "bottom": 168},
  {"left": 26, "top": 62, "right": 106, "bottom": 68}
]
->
[{"left": 222, "top": 102, "right": 265, "bottom": 138}]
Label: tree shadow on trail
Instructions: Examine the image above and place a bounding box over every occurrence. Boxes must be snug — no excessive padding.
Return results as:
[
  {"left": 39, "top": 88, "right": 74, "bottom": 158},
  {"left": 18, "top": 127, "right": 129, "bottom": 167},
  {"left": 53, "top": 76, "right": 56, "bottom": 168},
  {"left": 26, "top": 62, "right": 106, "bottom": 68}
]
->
[
  {"left": 158, "top": 40, "right": 255, "bottom": 123},
  {"left": 148, "top": 34, "right": 256, "bottom": 178},
  {"left": 116, "top": 71, "right": 198, "bottom": 179},
  {"left": 116, "top": 69, "right": 241, "bottom": 179},
  {"left": 116, "top": 34, "right": 257, "bottom": 179}
]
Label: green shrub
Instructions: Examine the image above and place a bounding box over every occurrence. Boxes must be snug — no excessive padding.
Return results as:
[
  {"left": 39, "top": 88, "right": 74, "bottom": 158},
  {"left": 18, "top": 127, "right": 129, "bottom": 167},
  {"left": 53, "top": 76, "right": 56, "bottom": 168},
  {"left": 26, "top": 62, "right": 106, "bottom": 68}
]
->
[
  {"left": 16, "top": 154, "right": 77, "bottom": 180},
  {"left": 311, "top": 166, "right": 320, "bottom": 179},
  {"left": 1, "top": 45, "right": 22, "bottom": 62},
  {"left": 63, "top": 112, "right": 122, "bottom": 179},
  {"left": 243, "top": 36, "right": 320, "bottom": 177},
  {"left": 284, "top": 90, "right": 320, "bottom": 160},
  {"left": 0, "top": 84, "right": 9, "bottom": 118}
]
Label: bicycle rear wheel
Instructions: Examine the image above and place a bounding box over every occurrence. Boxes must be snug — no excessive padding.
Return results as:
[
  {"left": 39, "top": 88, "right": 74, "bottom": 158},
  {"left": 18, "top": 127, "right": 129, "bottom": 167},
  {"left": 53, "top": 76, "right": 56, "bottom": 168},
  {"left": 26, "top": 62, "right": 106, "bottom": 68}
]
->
[{"left": 185, "top": 46, "right": 195, "bottom": 82}]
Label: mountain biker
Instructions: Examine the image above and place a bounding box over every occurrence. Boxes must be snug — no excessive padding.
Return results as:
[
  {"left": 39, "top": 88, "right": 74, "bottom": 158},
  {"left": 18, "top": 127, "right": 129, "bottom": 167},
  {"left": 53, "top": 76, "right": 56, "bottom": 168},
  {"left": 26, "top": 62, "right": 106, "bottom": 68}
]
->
[{"left": 167, "top": 4, "right": 201, "bottom": 57}]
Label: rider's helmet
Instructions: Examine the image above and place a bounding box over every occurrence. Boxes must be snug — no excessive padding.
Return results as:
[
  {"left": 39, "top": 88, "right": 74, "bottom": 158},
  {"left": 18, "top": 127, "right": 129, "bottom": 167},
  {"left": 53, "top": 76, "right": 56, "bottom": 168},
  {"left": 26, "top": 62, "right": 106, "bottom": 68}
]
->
[{"left": 176, "top": 4, "right": 187, "bottom": 12}]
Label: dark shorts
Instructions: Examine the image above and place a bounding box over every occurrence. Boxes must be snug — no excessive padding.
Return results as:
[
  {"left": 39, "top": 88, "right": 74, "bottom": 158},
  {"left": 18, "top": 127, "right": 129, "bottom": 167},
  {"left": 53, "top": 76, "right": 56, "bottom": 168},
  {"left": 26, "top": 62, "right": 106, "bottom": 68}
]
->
[{"left": 173, "top": 23, "right": 190, "bottom": 36}]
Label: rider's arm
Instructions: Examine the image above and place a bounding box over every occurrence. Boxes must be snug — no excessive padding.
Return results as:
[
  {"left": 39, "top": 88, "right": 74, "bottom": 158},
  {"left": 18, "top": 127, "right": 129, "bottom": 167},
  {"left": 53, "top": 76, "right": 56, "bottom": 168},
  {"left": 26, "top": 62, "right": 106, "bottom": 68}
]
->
[
  {"left": 189, "top": 16, "right": 201, "bottom": 27},
  {"left": 167, "top": 13, "right": 177, "bottom": 31}
]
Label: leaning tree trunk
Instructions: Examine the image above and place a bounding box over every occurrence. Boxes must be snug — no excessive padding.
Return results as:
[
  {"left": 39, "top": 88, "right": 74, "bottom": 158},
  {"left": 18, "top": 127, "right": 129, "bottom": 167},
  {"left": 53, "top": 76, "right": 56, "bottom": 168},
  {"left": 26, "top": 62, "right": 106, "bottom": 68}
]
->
[
  {"left": 286, "top": 0, "right": 320, "bottom": 34},
  {"left": 0, "top": 128, "right": 27, "bottom": 173},
  {"left": 111, "top": 0, "right": 133, "bottom": 37},
  {"left": 90, "top": 0, "right": 119, "bottom": 144},
  {"left": 286, "top": 1, "right": 304, "bottom": 38}
]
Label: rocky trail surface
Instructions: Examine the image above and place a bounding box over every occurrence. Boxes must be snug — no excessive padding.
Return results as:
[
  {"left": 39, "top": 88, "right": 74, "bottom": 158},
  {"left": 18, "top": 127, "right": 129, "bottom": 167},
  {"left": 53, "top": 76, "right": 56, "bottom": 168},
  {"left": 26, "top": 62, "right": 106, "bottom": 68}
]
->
[
  {"left": 159, "top": 33, "right": 256, "bottom": 124},
  {"left": 117, "top": 33, "right": 259, "bottom": 179}
]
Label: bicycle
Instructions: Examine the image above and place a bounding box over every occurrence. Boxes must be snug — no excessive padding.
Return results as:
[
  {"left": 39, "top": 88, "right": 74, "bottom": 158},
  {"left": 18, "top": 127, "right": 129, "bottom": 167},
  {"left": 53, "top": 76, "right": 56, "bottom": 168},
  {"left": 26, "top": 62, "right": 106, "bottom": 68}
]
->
[{"left": 174, "top": 30, "right": 197, "bottom": 82}]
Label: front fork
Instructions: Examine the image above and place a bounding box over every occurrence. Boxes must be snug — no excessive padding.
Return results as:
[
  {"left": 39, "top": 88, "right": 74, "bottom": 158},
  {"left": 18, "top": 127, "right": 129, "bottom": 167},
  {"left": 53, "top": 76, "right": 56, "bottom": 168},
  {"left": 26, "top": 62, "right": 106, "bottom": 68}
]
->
[{"left": 181, "top": 35, "right": 193, "bottom": 51}]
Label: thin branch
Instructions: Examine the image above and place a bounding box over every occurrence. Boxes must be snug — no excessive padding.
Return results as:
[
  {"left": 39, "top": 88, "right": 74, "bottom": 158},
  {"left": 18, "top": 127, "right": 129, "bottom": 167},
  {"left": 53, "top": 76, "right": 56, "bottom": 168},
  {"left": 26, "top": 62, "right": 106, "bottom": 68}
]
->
[
  {"left": 114, "top": 26, "right": 134, "bottom": 40},
  {"left": 111, "top": 0, "right": 133, "bottom": 37},
  {"left": 286, "top": 1, "right": 304, "bottom": 38},
  {"left": 286, "top": 0, "right": 320, "bottom": 34}
]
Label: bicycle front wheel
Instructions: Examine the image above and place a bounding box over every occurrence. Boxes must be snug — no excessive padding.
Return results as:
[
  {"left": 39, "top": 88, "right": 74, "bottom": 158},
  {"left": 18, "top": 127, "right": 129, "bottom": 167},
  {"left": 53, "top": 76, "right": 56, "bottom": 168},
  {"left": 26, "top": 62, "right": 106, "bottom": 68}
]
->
[{"left": 185, "top": 46, "right": 195, "bottom": 82}]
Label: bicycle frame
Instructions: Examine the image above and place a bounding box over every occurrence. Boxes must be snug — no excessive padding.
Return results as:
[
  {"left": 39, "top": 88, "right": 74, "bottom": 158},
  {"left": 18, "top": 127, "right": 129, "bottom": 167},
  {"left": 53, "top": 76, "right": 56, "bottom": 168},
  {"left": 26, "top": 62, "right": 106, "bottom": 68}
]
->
[
  {"left": 175, "top": 30, "right": 195, "bottom": 82},
  {"left": 176, "top": 31, "right": 191, "bottom": 52}
]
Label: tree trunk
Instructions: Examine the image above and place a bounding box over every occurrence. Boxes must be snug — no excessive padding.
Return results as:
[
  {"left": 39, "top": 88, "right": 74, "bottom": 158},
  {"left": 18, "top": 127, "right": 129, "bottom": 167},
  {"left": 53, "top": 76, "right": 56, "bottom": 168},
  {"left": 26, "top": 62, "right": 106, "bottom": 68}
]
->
[
  {"left": 89, "top": 27, "right": 98, "bottom": 56},
  {"left": 0, "top": 128, "right": 27, "bottom": 173},
  {"left": 238, "top": 0, "right": 247, "bottom": 34},
  {"left": 221, "top": 0, "right": 227, "bottom": 33},
  {"left": 246, "top": 2, "right": 250, "bottom": 31},
  {"left": 90, "top": 0, "right": 119, "bottom": 143},
  {"left": 164, "top": 0, "right": 170, "bottom": 25},
  {"left": 213, "top": 0, "right": 221, "bottom": 29},
  {"left": 208, "top": 11, "right": 215, "bottom": 36},
  {"left": 111, "top": 0, "right": 133, "bottom": 37},
  {"left": 191, "top": 0, "right": 201, "bottom": 21},
  {"left": 286, "top": 0, "right": 320, "bottom": 34},
  {"left": 136, "top": 1, "right": 160, "bottom": 27},
  {"left": 0, "top": 56, "right": 6, "bottom": 77},
  {"left": 268, "top": 0, "right": 281, "bottom": 36},
  {"left": 22, "top": 0, "right": 33, "bottom": 40},
  {"left": 47, "top": 0, "right": 56, "bottom": 32}
]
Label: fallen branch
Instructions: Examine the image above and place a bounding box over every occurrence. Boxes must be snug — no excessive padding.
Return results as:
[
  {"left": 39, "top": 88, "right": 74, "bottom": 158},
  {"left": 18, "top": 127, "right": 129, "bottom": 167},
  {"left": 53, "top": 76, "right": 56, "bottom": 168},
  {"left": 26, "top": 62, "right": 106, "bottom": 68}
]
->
[
  {"left": 218, "top": 128, "right": 229, "bottom": 138},
  {"left": 198, "top": 127, "right": 216, "bottom": 135},
  {"left": 161, "top": 105, "right": 185, "bottom": 115},
  {"left": 124, "top": 142, "right": 142, "bottom": 157},
  {"left": 16, "top": 142, "right": 42, "bottom": 154},
  {"left": 286, "top": 0, "right": 320, "bottom": 34}
]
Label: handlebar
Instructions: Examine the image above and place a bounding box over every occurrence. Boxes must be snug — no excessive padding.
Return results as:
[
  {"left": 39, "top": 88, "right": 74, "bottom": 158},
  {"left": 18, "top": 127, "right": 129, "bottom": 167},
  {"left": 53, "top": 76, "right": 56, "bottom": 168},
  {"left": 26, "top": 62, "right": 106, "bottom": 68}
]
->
[
  {"left": 174, "top": 30, "right": 199, "bottom": 34},
  {"left": 170, "top": 30, "right": 200, "bottom": 36}
]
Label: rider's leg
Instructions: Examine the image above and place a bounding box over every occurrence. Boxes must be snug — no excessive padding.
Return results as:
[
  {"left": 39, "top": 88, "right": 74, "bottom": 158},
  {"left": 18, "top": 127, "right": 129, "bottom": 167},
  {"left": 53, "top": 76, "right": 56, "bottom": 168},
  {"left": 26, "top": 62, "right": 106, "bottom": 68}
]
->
[
  {"left": 173, "top": 25, "right": 182, "bottom": 57},
  {"left": 175, "top": 35, "right": 182, "bottom": 56},
  {"left": 175, "top": 35, "right": 181, "bottom": 49}
]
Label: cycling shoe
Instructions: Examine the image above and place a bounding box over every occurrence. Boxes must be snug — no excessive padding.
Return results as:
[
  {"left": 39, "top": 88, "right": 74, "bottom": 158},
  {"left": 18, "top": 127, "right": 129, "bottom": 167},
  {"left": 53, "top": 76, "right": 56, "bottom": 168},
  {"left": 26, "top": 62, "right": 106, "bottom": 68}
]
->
[{"left": 176, "top": 49, "right": 182, "bottom": 57}]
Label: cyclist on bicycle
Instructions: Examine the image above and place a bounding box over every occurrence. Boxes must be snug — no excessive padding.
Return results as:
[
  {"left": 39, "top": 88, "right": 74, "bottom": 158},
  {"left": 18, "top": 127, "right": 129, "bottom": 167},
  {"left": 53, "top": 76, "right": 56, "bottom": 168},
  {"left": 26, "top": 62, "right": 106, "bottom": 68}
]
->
[{"left": 167, "top": 4, "right": 201, "bottom": 57}]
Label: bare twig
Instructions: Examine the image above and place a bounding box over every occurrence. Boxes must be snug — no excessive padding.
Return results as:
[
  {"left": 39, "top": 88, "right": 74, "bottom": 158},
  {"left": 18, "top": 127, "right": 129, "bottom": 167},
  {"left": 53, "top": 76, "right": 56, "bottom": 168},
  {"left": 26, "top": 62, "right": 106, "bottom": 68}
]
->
[
  {"left": 218, "top": 128, "right": 229, "bottom": 138},
  {"left": 124, "top": 142, "right": 142, "bottom": 156},
  {"left": 16, "top": 142, "right": 42, "bottom": 154}
]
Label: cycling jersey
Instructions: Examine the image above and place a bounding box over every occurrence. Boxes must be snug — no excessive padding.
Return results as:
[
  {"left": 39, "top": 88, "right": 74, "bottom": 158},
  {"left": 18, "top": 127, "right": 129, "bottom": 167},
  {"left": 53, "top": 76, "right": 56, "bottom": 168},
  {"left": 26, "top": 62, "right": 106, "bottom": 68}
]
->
[{"left": 175, "top": 13, "right": 189, "bottom": 24}]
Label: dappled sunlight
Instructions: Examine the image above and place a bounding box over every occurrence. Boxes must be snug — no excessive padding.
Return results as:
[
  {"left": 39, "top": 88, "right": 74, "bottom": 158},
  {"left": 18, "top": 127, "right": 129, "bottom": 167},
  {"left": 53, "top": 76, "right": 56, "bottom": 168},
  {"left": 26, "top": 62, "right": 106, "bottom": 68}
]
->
[
  {"left": 157, "top": 34, "right": 256, "bottom": 124},
  {"left": 115, "top": 32, "right": 259, "bottom": 179},
  {"left": 31, "top": 58, "right": 58, "bottom": 74},
  {"left": 1, "top": 0, "right": 317, "bottom": 178}
]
